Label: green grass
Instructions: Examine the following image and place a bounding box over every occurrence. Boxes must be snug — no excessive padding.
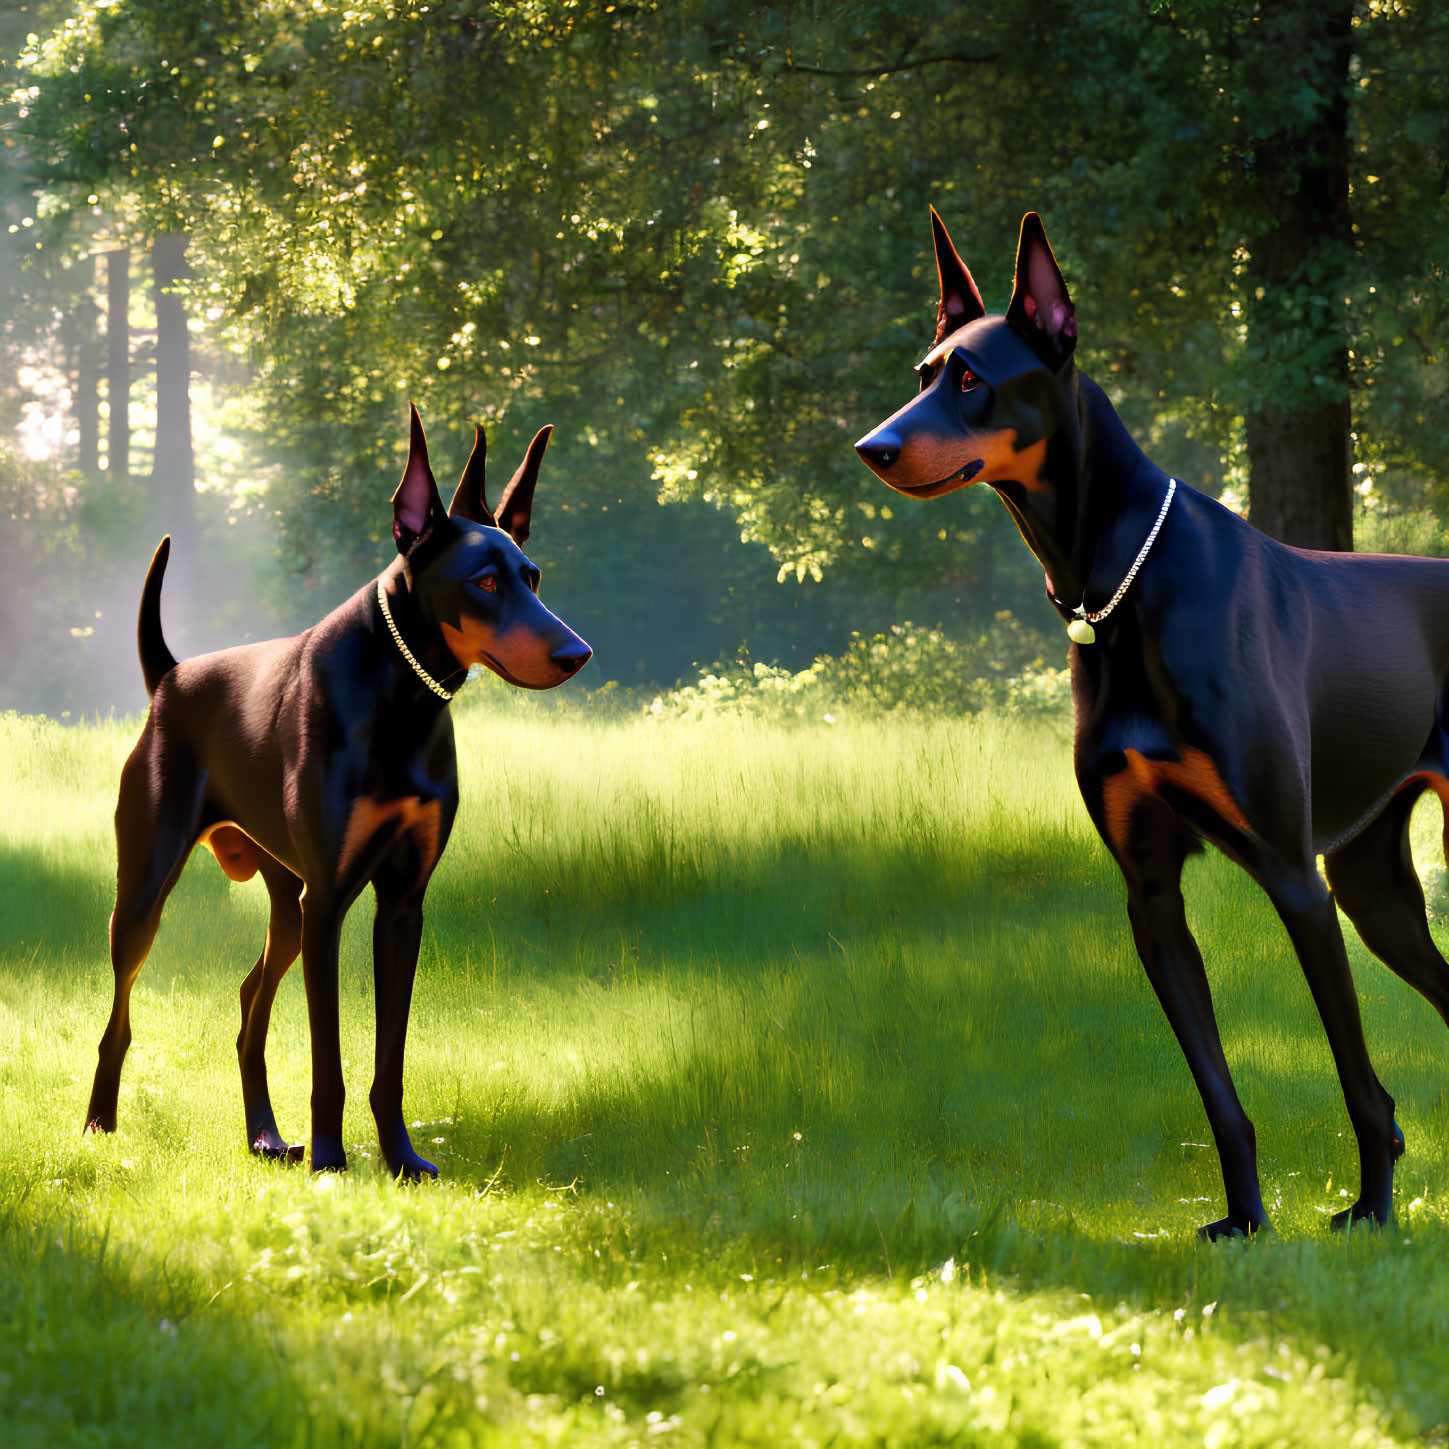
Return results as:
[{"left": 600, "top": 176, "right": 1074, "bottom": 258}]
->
[{"left": 2, "top": 697, "right": 1448, "bottom": 1445}]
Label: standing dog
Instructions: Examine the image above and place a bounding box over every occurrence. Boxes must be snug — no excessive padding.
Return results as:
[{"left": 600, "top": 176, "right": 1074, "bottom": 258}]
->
[
  {"left": 855, "top": 210, "right": 1449, "bottom": 1237},
  {"left": 86, "top": 407, "right": 590, "bottom": 1178}
]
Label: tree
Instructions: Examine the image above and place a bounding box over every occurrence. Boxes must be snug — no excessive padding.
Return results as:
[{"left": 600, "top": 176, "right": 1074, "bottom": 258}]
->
[
  {"left": 8, "top": 0, "right": 1449, "bottom": 680},
  {"left": 10, "top": 0, "right": 1078, "bottom": 614},
  {"left": 105, "top": 246, "right": 129, "bottom": 485},
  {"left": 1233, "top": 1, "right": 1356, "bottom": 551},
  {"left": 62, "top": 254, "right": 102, "bottom": 479}
]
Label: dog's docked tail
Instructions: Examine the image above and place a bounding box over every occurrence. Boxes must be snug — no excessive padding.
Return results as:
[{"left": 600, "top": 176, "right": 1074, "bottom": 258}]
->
[{"left": 138, "top": 536, "right": 179, "bottom": 698}]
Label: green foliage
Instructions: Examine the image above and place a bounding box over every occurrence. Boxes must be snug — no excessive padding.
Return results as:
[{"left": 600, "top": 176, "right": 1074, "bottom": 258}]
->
[
  {"left": 3, "top": 3, "right": 1429, "bottom": 565},
  {"left": 1356, "top": 491, "right": 1449, "bottom": 560},
  {"left": 647, "top": 615, "right": 1071, "bottom": 721},
  {"left": 5, "top": 708, "right": 1449, "bottom": 1442},
  {"left": 0, "top": 440, "right": 92, "bottom": 712},
  {"left": 3, "top": 0, "right": 1448, "bottom": 702}
]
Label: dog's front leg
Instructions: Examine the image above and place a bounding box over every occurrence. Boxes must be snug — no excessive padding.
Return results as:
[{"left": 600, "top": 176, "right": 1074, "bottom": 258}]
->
[
  {"left": 369, "top": 885, "right": 438, "bottom": 1182},
  {"left": 1115, "top": 811, "right": 1267, "bottom": 1238},
  {"left": 300, "top": 887, "right": 349, "bottom": 1171}
]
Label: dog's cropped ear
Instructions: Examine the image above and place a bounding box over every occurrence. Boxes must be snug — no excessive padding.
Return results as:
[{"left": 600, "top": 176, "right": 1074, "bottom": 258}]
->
[
  {"left": 494, "top": 424, "right": 552, "bottom": 545},
  {"left": 930, "top": 206, "right": 986, "bottom": 344},
  {"left": 448, "top": 424, "right": 498, "bottom": 527},
  {"left": 1006, "top": 212, "right": 1077, "bottom": 365},
  {"left": 392, "top": 404, "right": 449, "bottom": 554}
]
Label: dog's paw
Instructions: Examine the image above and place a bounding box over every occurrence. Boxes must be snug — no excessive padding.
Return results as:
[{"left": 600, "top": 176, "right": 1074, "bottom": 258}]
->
[
  {"left": 1330, "top": 1201, "right": 1392, "bottom": 1233},
  {"left": 309, "top": 1134, "right": 349, "bottom": 1173},
  {"left": 250, "top": 1131, "right": 305, "bottom": 1165},
  {"left": 391, "top": 1151, "right": 439, "bottom": 1184},
  {"left": 1197, "top": 1215, "right": 1266, "bottom": 1242}
]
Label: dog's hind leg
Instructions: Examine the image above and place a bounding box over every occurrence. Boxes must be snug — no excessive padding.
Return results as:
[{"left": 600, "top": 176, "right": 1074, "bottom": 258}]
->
[
  {"left": 1258, "top": 850, "right": 1400, "bottom": 1230},
  {"left": 238, "top": 852, "right": 305, "bottom": 1162},
  {"left": 85, "top": 745, "right": 205, "bottom": 1134},
  {"left": 1324, "top": 778, "right": 1449, "bottom": 1187},
  {"left": 1326, "top": 780, "right": 1449, "bottom": 1031}
]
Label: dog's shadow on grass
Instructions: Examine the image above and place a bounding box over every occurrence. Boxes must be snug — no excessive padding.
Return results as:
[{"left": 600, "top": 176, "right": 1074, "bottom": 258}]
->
[
  {"left": 0, "top": 841, "right": 117, "bottom": 970},
  {"left": 402, "top": 841, "right": 1449, "bottom": 1282},
  {"left": 10, "top": 827, "right": 1449, "bottom": 1338}
]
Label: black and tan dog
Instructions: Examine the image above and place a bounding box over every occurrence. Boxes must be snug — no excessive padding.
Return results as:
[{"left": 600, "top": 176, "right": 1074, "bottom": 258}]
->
[
  {"left": 86, "top": 407, "right": 590, "bottom": 1179},
  {"left": 856, "top": 210, "right": 1449, "bottom": 1237}
]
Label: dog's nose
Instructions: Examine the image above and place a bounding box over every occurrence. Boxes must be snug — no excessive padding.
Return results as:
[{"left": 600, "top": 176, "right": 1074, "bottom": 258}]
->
[
  {"left": 551, "top": 639, "right": 592, "bottom": 675},
  {"left": 854, "top": 428, "right": 901, "bottom": 471}
]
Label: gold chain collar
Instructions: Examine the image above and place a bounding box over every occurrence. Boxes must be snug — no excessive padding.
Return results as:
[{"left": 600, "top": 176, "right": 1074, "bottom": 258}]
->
[{"left": 376, "top": 578, "right": 454, "bottom": 701}]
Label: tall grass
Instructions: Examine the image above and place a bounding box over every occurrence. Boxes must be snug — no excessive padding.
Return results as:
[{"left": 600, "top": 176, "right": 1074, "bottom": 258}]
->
[{"left": 2, "top": 699, "right": 1447, "bottom": 1445}]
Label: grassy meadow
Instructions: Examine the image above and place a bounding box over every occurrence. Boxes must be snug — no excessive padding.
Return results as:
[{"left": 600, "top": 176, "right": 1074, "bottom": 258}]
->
[{"left": 2, "top": 696, "right": 1448, "bottom": 1445}]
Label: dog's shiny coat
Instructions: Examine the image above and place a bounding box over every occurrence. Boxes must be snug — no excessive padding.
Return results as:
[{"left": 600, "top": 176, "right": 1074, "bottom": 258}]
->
[
  {"left": 856, "top": 211, "right": 1449, "bottom": 1237},
  {"left": 86, "top": 408, "right": 590, "bottom": 1178}
]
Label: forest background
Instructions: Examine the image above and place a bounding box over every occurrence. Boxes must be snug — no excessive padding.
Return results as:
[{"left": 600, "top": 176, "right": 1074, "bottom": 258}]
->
[{"left": 1, "top": 0, "right": 1447, "bottom": 717}]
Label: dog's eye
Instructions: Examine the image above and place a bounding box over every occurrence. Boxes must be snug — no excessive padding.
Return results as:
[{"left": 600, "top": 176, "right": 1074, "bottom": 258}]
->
[
  {"left": 961, "top": 368, "right": 979, "bottom": 392},
  {"left": 476, "top": 575, "right": 498, "bottom": 594}
]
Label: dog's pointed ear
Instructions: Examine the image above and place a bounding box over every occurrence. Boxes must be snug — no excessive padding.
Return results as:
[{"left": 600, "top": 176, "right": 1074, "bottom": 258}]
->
[
  {"left": 448, "top": 423, "right": 497, "bottom": 526},
  {"left": 494, "top": 424, "right": 552, "bottom": 545},
  {"left": 930, "top": 206, "right": 986, "bottom": 343},
  {"left": 1006, "top": 212, "right": 1077, "bottom": 364},
  {"left": 392, "top": 404, "right": 449, "bottom": 554}
]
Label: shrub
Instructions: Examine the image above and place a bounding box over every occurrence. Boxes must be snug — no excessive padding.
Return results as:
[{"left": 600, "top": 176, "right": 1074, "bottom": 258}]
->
[{"left": 645, "top": 615, "right": 1071, "bottom": 722}]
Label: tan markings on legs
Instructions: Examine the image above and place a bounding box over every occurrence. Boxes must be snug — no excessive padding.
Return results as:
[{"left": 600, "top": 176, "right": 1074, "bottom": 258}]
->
[
  {"left": 1102, "top": 747, "right": 1252, "bottom": 854},
  {"left": 199, "top": 822, "right": 261, "bottom": 882},
  {"left": 338, "top": 796, "right": 443, "bottom": 887}
]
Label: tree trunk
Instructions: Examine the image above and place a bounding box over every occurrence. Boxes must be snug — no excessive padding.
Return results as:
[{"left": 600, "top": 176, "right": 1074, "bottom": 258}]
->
[
  {"left": 1245, "top": 393, "right": 1353, "bottom": 552},
  {"left": 150, "top": 234, "right": 198, "bottom": 637},
  {"left": 75, "top": 256, "right": 101, "bottom": 480},
  {"left": 1241, "top": 0, "right": 1355, "bottom": 553},
  {"left": 150, "top": 233, "right": 195, "bottom": 524},
  {"left": 105, "top": 247, "right": 130, "bottom": 484}
]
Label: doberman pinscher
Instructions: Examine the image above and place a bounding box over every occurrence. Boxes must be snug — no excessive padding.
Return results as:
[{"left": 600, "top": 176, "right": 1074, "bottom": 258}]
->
[
  {"left": 85, "top": 406, "right": 591, "bottom": 1179},
  {"left": 856, "top": 210, "right": 1449, "bottom": 1237}
]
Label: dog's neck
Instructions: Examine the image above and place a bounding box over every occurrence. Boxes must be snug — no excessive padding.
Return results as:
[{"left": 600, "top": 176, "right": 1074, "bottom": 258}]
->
[
  {"left": 994, "top": 369, "right": 1169, "bottom": 613},
  {"left": 376, "top": 557, "right": 470, "bottom": 705}
]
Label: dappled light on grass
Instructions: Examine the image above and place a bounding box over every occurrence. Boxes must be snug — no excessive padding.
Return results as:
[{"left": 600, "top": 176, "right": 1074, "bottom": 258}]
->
[{"left": 2, "top": 708, "right": 1448, "bottom": 1443}]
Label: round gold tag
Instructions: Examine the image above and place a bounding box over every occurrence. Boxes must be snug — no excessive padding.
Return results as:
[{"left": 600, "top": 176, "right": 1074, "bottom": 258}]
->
[{"left": 1066, "top": 618, "right": 1096, "bottom": 645}]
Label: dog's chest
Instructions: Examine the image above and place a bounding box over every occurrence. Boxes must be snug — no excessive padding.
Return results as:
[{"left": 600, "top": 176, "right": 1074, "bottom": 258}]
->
[
  {"left": 1079, "top": 691, "right": 1251, "bottom": 851},
  {"left": 337, "top": 794, "right": 444, "bottom": 885}
]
